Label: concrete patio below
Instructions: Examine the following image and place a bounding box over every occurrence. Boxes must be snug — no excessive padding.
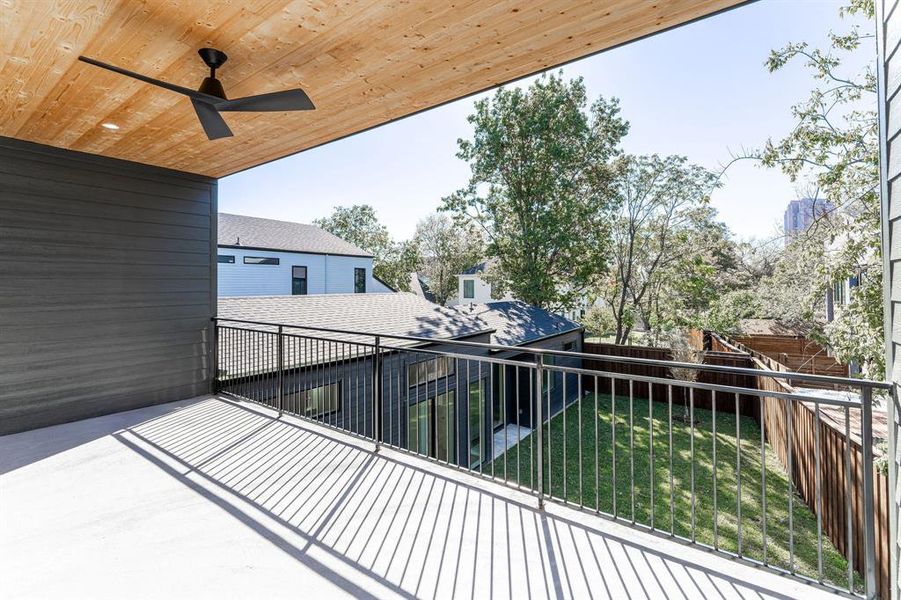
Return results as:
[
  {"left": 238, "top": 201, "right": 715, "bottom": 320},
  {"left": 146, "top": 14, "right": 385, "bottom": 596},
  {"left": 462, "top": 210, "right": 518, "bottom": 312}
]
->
[{"left": 1, "top": 395, "right": 835, "bottom": 599}]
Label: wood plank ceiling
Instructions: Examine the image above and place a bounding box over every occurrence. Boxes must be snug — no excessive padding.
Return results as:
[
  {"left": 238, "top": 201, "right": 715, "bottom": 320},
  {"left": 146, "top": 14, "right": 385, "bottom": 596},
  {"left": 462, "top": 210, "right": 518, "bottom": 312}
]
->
[{"left": 1, "top": 0, "right": 745, "bottom": 178}]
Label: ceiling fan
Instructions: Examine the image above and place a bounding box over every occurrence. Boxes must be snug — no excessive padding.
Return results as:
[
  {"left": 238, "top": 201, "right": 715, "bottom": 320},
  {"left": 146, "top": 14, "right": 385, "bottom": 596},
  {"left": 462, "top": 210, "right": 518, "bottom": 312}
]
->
[{"left": 78, "top": 48, "right": 315, "bottom": 140}]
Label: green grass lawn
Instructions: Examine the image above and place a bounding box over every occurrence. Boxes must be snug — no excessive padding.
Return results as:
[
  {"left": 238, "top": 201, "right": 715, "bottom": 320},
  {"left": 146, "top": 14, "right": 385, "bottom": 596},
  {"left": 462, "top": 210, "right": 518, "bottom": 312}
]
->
[{"left": 488, "top": 392, "right": 857, "bottom": 591}]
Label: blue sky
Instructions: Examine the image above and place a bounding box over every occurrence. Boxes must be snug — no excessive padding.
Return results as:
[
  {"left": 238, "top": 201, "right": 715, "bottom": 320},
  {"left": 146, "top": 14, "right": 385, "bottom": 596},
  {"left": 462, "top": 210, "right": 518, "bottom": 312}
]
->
[{"left": 220, "top": 0, "right": 874, "bottom": 241}]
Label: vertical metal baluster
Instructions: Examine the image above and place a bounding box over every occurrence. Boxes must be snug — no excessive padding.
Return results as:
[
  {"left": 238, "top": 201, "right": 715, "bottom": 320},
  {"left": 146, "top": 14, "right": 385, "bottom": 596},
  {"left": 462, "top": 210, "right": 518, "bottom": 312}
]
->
[
  {"left": 490, "top": 362, "right": 495, "bottom": 478},
  {"left": 239, "top": 329, "right": 244, "bottom": 399},
  {"left": 815, "top": 401, "right": 823, "bottom": 582},
  {"left": 454, "top": 358, "right": 460, "bottom": 465},
  {"left": 563, "top": 368, "right": 568, "bottom": 502},
  {"left": 736, "top": 391, "right": 742, "bottom": 556},
  {"left": 535, "top": 354, "right": 545, "bottom": 507},
  {"left": 595, "top": 375, "right": 599, "bottom": 513},
  {"left": 444, "top": 358, "right": 457, "bottom": 464},
  {"left": 612, "top": 376, "right": 617, "bottom": 518},
  {"left": 516, "top": 365, "right": 521, "bottom": 488},
  {"left": 860, "top": 386, "right": 876, "bottom": 599},
  {"left": 547, "top": 363, "right": 552, "bottom": 498},
  {"left": 668, "top": 385, "right": 674, "bottom": 535},
  {"left": 845, "top": 403, "right": 853, "bottom": 591},
  {"left": 530, "top": 364, "right": 534, "bottom": 491},
  {"left": 788, "top": 395, "right": 795, "bottom": 574},
  {"left": 466, "top": 360, "right": 471, "bottom": 468},
  {"left": 277, "top": 326, "right": 284, "bottom": 417},
  {"left": 504, "top": 365, "right": 508, "bottom": 482},
  {"left": 405, "top": 354, "right": 411, "bottom": 451},
  {"left": 629, "top": 379, "right": 635, "bottom": 524},
  {"left": 712, "top": 389, "right": 718, "bottom": 550},
  {"left": 479, "top": 362, "right": 483, "bottom": 474},
  {"left": 690, "top": 387, "right": 695, "bottom": 542},
  {"left": 760, "top": 390, "right": 767, "bottom": 565},
  {"left": 578, "top": 371, "right": 583, "bottom": 509},
  {"left": 649, "top": 384, "right": 655, "bottom": 531}
]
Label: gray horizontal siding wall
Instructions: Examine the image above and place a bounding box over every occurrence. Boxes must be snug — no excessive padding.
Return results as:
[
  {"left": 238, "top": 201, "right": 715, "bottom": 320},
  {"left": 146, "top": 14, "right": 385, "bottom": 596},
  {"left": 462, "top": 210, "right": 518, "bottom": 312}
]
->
[
  {"left": 0, "top": 137, "right": 216, "bottom": 434},
  {"left": 880, "top": 0, "right": 900, "bottom": 596}
]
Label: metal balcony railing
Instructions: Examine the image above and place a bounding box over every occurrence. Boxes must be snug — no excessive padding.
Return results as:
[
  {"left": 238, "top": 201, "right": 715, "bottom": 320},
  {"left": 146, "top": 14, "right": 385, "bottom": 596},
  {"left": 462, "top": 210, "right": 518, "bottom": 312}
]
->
[{"left": 212, "top": 317, "right": 891, "bottom": 598}]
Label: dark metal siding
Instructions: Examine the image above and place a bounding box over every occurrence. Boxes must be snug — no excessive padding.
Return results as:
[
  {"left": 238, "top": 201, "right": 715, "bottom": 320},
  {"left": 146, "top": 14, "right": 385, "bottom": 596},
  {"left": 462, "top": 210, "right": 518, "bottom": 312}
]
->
[{"left": 0, "top": 137, "right": 216, "bottom": 434}]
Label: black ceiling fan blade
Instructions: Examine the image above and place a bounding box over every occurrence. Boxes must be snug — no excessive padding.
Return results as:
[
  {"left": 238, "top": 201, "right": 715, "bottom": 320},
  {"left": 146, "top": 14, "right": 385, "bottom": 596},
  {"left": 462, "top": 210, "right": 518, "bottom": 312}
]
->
[
  {"left": 215, "top": 89, "right": 314, "bottom": 112},
  {"left": 191, "top": 99, "right": 233, "bottom": 140},
  {"left": 78, "top": 56, "right": 224, "bottom": 105}
]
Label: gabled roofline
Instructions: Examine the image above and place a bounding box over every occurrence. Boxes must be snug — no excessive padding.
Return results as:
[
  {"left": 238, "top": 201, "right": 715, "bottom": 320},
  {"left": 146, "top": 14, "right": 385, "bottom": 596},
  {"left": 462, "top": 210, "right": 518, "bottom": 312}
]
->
[{"left": 217, "top": 244, "right": 373, "bottom": 259}]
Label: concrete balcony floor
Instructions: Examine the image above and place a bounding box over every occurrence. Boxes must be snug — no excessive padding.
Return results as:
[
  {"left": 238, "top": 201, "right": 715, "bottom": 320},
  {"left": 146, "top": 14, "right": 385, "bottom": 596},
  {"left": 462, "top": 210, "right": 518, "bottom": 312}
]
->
[{"left": 1, "top": 396, "right": 833, "bottom": 600}]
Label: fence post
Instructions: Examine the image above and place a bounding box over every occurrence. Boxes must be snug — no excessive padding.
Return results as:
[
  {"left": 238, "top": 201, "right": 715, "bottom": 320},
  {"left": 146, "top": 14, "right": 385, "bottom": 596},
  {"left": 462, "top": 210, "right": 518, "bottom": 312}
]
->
[
  {"left": 861, "top": 384, "right": 877, "bottom": 599},
  {"left": 535, "top": 353, "right": 544, "bottom": 509},
  {"left": 276, "top": 325, "right": 284, "bottom": 417},
  {"left": 373, "top": 335, "right": 382, "bottom": 452}
]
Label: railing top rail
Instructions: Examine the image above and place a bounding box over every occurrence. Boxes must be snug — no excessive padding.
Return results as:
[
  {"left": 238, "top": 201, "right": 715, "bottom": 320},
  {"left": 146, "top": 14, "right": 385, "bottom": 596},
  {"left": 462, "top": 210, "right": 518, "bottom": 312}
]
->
[
  {"left": 213, "top": 317, "right": 891, "bottom": 391},
  {"left": 541, "top": 361, "right": 865, "bottom": 408}
]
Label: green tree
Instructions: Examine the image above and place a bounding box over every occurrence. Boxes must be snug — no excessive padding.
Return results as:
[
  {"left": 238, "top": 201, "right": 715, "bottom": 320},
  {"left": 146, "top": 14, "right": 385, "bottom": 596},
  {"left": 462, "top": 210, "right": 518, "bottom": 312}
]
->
[
  {"left": 441, "top": 74, "right": 628, "bottom": 311},
  {"left": 314, "top": 205, "right": 420, "bottom": 292},
  {"left": 743, "top": 0, "right": 881, "bottom": 375},
  {"left": 595, "top": 154, "right": 720, "bottom": 344},
  {"left": 414, "top": 214, "right": 484, "bottom": 305}
]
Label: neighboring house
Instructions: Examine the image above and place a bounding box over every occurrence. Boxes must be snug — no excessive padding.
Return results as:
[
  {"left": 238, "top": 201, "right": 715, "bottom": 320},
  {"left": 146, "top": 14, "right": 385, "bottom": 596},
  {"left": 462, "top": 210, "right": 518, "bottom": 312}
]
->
[
  {"left": 449, "top": 260, "right": 589, "bottom": 322},
  {"left": 783, "top": 197, "right": 833, "bottom": 244},
  {"left": 408, "top": 271, "right": 436, "bottom": 303},
  {"left": 217, "top": 213, "right": 394, "bottom": 297},
  {"left": 218, "top": 293, "right": 582, "bottom": 467},
  {"left": 448, "top": 259, "right": 514, "bottom": 307}
]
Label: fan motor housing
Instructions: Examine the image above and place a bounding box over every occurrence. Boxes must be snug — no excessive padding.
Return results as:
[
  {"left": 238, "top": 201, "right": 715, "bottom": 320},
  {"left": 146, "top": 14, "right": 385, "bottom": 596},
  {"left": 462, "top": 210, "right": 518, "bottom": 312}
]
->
[{"left": 198, "top": 77, "right": 227, "bottom": 99}]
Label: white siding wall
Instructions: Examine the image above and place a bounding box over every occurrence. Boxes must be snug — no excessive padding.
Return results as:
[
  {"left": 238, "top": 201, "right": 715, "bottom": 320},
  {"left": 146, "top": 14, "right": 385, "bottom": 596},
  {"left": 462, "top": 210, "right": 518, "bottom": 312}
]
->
[
  {"left": 448, "top": 274, "right": 497, "bottom": 306},
  {"left": 217, "top": 247, "right": 392, "bottom": 296}
]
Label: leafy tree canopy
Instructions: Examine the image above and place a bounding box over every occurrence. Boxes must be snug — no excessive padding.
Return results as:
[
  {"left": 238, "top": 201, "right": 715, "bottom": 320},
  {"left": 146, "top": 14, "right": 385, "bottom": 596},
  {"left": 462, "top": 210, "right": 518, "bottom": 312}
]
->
[
  {"left": 441, "top": 74, "right": 629, "bottom": 311},
  {"left": 314, "top": 204, "right": 420, "bottom": 292}
]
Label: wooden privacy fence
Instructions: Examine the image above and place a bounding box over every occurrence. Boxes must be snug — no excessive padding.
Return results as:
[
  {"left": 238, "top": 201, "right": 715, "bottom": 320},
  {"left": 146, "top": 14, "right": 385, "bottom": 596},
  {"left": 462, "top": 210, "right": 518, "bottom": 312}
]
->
[
  {"left": 582, "top": 341, "right": 758, "bottom": 416},
  {"left": 582, "top": 336, "right": 890, "bottom": 597},
  {"left": 713, "top": 332, "right": 890, "bottom": 597}
]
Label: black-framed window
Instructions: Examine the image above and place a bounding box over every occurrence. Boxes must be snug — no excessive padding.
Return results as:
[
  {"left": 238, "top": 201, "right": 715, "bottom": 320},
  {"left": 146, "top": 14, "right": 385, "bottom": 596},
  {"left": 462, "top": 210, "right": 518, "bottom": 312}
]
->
[
  {"left": 409, "top": 390, "right": 456, "bottom": 462},
  {"left": 244, "top": 256, "right": 279, "bottom": 265},
  {"left": 354, "top": 267, "right": 366, "bottom": 293},
  {"left": 292, "top": 266, "right": 308, "bottom": 295},
  {"left": 463, "top": 279, "right": 475, "bottom": 299},
  {"left": 407, "top": 356, "right": 455, "bottom": 387},
  {"left": 285, "top": 382, "right": 341, "bottom": 419},
  {"left": 217, "top": 255, "right": 235, "bottom": 264}
]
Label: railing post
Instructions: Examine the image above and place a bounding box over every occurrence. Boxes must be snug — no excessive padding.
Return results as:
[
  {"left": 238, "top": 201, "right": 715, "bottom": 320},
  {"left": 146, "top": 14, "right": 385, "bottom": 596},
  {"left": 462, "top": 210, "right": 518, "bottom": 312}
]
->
[
  {"left": 373, "top": 335, "right": 382, "bottom": 452},
  {"left": 211, "top": 318, "right": 219, "bottom": 394},
  {"left": 861, "top": 384, "right": 877, "bottom": 600},
  {"left": 535, "top": 353, "right": 544, "bottom": 509},
  {"left": 276, "top": 325, "right": 284, "bottom": 417}
]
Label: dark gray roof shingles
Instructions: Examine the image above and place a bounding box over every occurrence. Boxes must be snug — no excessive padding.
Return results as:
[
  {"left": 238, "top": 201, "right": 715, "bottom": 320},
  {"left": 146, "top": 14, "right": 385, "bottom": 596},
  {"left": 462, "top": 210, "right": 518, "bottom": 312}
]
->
[
  {"left": 452, "top": 301, "right": 582, "bottom": 346},
  {"left": 218, "top": 213, "right": 371, "bottom": 257}
]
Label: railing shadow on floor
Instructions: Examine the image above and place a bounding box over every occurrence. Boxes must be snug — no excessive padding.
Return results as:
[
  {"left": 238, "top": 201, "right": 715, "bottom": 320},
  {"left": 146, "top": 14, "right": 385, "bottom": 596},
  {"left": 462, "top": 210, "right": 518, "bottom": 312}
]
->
[{"left": 112, "top": 395, "right": 807, "bottom": 600}]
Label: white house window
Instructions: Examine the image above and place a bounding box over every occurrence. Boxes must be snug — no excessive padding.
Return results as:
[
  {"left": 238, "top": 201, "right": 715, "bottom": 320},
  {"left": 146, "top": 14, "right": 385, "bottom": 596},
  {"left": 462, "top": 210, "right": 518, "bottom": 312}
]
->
[
  {"left": 217, "top": 255, "right": 235, "bottom": 264},
  {"left": 292, "top": 266, "right": 308, "bottom": 295},
  {"left": 463, "top": 279, "right": 475, "bottom": 299},
  {"left": 244, "top": 256, "right": 279, "bottom": 265}
]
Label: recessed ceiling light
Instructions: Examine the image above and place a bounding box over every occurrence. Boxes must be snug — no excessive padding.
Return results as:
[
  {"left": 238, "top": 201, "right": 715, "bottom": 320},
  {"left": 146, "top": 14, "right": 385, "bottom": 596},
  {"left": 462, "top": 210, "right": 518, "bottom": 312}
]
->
[{"left": 101, "top": 122, "right": 119, "bottom": 130}]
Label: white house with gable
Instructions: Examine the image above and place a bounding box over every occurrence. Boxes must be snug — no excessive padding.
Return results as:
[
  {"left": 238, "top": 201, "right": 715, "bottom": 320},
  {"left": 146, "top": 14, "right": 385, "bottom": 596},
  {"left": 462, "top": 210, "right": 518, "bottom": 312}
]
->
[{"left": 217, "top": 213, "right": 394, "bottom": 297}]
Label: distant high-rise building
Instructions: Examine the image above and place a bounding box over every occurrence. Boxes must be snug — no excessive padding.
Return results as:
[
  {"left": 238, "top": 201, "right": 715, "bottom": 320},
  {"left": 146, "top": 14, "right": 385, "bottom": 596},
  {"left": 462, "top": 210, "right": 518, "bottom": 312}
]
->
[{"left": 783, "top": 198, "right": 833, "bottom": 243}]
